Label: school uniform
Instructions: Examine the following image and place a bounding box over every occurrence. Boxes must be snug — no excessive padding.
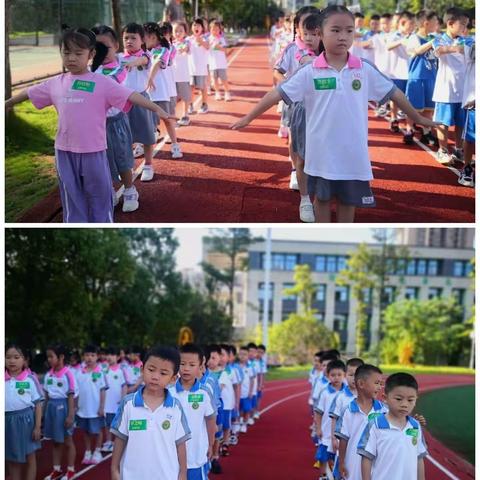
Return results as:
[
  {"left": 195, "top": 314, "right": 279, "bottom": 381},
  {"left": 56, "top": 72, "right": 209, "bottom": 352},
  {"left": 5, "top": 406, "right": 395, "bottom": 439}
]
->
[
  {"left": 76, "top": 365, "right": 108, "bottom": 434},
  {"left": 43, "top": 366, "right": 77, "bottom": 442},
  {"left": 334, "top": 399, "right": 387, "bottom": 480},
  {"left": 278, "top": 52, "right": 396, "bottom": 207},
  {"left": 188, "top": 35, "right": 210, "bottom": 88},
  {"left": 308, "top": 369, "right": 322, "bottom": 407},
  {"left": 388, "top": 32, "right": 411, "bottom": 92},
  {"left": 462, "top": 37, "right": 475, "bottom": 143},
  {"left": 274, "top": 41, "right": 298, "bottom": 128},
  {"left": 111, "top": 386, "right": 191, "bottom": 480},
  {"left": 170, "top": 379, "right": 215, "bottom": 479},
  {"left": 229, "top": 363, "right": 242, "bottom": 422},
  {"left": 357, "top": 414, "right": 427, "bottom": 480},
  {"left": 329, "top": 385, "right": 356, "bottom": 421},
  {"left": 167, "top": 45, "right": 178, "bottom": 114},
  {"left": 311, "top": 373, "right": 329, "bottom": 406},
  {"left": 119, "top": 50, "right": 156, "bottom": 145},
  {"left": 127, "top": 360, "right": 143, "bottom": 387},
  {"left": 371, "top": 32, "right": 392, "bottom": 77},
  {"left": 149, "top": 45, "right": 174, "bottom": 119},
  {"left": 27, "top": 72, "right": 134, "bottom": 223},
  {"left": 209, "top": 35, "right": 228, "bottom": 81},
  {"left": 248, "top": 359, "right": 259, "bottom": 409},
  {"left": 218, "top": 367, "right": 235, "bottom": 430},
  {"left": 432, "top": 33, "right": 467, "bottom": 126},
  {"left": 5, "top": 369, "right": 44, "bottom": 463},
  {"left": 105, "top": 364, "right": 128, "bottom": 427},
  {"left": 239, "top": 363, "right": 255, "bottom": 413},
  {"left": 173, "top": 38, "right": 193, "bottom": 102}
]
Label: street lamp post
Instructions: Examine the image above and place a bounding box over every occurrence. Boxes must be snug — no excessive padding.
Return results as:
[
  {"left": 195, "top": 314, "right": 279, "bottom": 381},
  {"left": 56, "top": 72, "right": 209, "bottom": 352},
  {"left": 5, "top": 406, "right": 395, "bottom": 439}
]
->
[{"left": 262, "top": 228, "right": 272, "bottom": 348}]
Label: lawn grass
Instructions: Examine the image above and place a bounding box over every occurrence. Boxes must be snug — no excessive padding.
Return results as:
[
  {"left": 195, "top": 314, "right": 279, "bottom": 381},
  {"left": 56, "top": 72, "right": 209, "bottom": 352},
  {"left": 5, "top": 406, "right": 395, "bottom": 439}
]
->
[
  {"left": 416, "top": 385, "right": 475, "bottom": 464},
  {"left": 5, "top": 101, "right": 58, "bottom": 221}
]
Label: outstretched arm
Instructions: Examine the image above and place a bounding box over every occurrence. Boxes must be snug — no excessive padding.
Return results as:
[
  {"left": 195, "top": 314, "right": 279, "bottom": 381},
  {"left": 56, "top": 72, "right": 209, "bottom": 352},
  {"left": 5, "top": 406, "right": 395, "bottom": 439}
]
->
[
  {"left": 5, "top": 90, "right": 29, "bottom": 109},
  {"left": 231, "top": 88, "right": 282, "bottom": 129},
  {"left": 390, "top": 89, "right": 440, "bottom": 128},
  {"left": 128, "top": 92, "right": 176, "bottom": 120}
]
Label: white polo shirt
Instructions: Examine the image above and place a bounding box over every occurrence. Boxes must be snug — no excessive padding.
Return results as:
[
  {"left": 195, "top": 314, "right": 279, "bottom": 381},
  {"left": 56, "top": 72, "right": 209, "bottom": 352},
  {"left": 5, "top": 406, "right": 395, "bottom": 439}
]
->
[
  {"left": 274, "top": 42, "right": 297, "bottom": 77},
  {"left": 312, "top": 373, "right": 329, "bottom": 405},
  {"left": 209, "top": 35, "right": 228, "bottom": 70},
  {"left": 119, "top": 51, "right": 152, "bottom": 93},
  {"left": 76, "top": 365, "right": 108, "bottom": 418},
  {"left": 173, "top": 39, "right": 191, "bottom": 83},
  {"left": 248, "top": 359, "right": 258, "bottom": 395},
  {"left": 5, "top": 369, "right": 44, "bottom": 412},
  {"left": 111, "top": 386, "right": 191, "bottom": 480},
  {"left": 329, "top": 385, "right": 356, "bottom": 419},
  {"left": 169, "top": 379, "right": 215, "bottom": 469},
  {"left": 357, "top": 414, "right": 427, "bottom": 480},
  {"left": 239, "top": 363, "right": 255, "bottom": 399},
  {"left": 432, "top": 33, "right": 466, "bottom": 103},
  {"left": 218, "top": 369, "right": 235, "bottom": 410},
  {"left": 105, "top": 364, "right": 128, "bottom": 414},
  {"left": 371, "top": 32, "right": 392, "bottom": 77},
  {"left": 43, "top": 366, "right": 77, "bottom": 399},
  {"left": 388, "top": 32, "right": 410, "bottom": 80},
  {"left": 278, "top": 53, "right": 395, "bottom": 182},
  {"left": 462, "top": 38, "right": 475, "bottom": 107},
  {"left": 188, "top": 36, "right": 210, "bottom": 76},
  {"left": 127, "top": 361, "right": 143, "bottom": 386},
  {"left": 335, "top": 399, "right": 387, "bottom": 480}
]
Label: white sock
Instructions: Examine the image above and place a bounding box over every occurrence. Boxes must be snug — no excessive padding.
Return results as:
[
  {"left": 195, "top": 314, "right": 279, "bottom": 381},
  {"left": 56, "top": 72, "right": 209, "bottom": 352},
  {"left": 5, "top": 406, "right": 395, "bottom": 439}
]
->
[
  {"left": 94, "top": 448, "right": 101, "bottom": 453},
  {"left": 124, "top": 186, "right": 136, "bottom": 194},
  {"left": 85, "top": 450, "right": 92, "bottom": 455},
  {"left": 300, "top": 195, "right": 311, "bottom": 205},
  {"left": 67, "top": 466, "right": 75, "bottom": 472},
  {"left": 53, "top": 465, "right": 61, "bottom": 471}
]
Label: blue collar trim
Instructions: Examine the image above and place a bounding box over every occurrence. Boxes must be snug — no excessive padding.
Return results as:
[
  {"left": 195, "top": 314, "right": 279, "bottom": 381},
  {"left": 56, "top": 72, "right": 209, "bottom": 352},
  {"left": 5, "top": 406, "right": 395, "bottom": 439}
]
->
[
  {"left": 133, "top": 385, "right": 174, "bottom": 408},
  {"left": 175, "top": 378, "right": 200, "bottom": 393}
]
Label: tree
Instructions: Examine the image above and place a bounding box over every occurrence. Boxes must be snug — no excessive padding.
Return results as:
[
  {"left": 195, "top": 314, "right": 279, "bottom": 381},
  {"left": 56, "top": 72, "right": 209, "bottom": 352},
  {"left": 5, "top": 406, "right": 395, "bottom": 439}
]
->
[
  {"left": 110, "top": 0, "right": 123, "bottom": 50},
  {"left": 283, "top": 264, "right": 317, "bottom": 316},
  {"left": 5, "top": 0, "right": 12, "bottom": 100}
]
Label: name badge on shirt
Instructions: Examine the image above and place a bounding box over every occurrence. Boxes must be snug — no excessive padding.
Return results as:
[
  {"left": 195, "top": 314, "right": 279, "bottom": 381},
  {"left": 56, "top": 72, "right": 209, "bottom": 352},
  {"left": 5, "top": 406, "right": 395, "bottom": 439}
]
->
[
  {"left": 129, "top": 419, "right": 147, "bottom": 431},
  {"left": 314, "top": 77, "right": 336, "bottom": 90},
  {"left": 47, "top": 378, "right": 54, "bottom": 385},
  {"left": 92, "top": 372, "right": 102, "bottom": 382},
  {"left": 16, "top": 381, "right": 30, "bottom": 395},
  {"left": 367, "top": 412, "right": 382, "bottom": 421},
  {"left": 406, "top": 428, "right": 419, "bottom": 445},
  {"left": 71, "top": 79, "right": 96, "bottom": 93}
]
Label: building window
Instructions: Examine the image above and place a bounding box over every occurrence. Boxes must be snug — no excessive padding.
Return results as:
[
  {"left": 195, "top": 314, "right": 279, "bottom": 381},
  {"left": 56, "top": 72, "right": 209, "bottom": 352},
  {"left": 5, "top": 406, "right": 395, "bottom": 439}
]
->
[
  {"left": 383, "top": 286, "right": 396, "bottom": 304},
  {"left": 327, "top": 256, "right": 337, "bottom": 273},
  {"left": 314, "top": 312, "right": 325, "bottom": 322},
  {"left": 335, "top": 285, "right": 349, "bottom": 302},
  {"left": 396, "top": 259, "right": 406, "bottom": 275},
  {"left": 428, "top": 287, "right": 442, "bottom": 299},
  {"left": 272, "top": 253, "right": 285, "bottom": 270},
  {"left": 361, "top": 288, "right": 372, "bottom": 303},
  {"left": 315, "top": 284, "right": 326, "bottom": 302},
  {"left": 285, "top": 254, "right": 297, "bottom": 271},
  {"left": 337, "top": 256, "right": 347, "bottom": 271},
  {"left": 453, "top": 261, "right": 465, "bottom": 277},
  {"left": 315, "top": 255, "right": 326, "bottom": 272},
  {"left": 386, "top": 258, "right": 395, "bottom": 274},
  {"left": 333, "top": 314, "right": 348, "bottom": 332},
  {"left": 406, "top": 259, "right": 416, "bottom": 275},
  {"left": 451, "top": 288, "right": 465, "bottom": 305},
  {"left": 417, "top": 259, "right": 427, "bottom": 276},
  {"left": 405, "top": 287, "right": 418, "bottom": 300},
  {"left": 282, "top": 283, "right": 296, "bottom": 300},
  {"left": 428, "top": 259, "right": 439, "bottom": 276},
  {"left": 258, "top": 282, "right": 274, "bottom": 301}
]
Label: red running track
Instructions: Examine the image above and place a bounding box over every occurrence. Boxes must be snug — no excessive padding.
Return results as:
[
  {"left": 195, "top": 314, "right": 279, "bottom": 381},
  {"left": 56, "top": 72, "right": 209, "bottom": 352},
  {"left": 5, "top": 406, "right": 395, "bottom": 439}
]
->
[
  {"left": 19, "top": 37, "right": 474, "bottom": 223},
  {"left": 27, "top": 374, "right": 474, "bottom": 480}
]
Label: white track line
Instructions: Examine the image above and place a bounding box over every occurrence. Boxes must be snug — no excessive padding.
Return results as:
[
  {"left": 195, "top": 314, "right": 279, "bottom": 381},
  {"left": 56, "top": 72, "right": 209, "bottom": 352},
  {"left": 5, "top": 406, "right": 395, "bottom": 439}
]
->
[
  {"left": 115, "top": 39, "right": 248, "bottom": 202},
  {"left": 71, "top": 453, "right": 113, "bottom": 479},
  {"left": 259, "top": 389, "right": 310, "bottom": 415},
  {"left": 426, "top": 455, "right": 460, "bottom": 480}
]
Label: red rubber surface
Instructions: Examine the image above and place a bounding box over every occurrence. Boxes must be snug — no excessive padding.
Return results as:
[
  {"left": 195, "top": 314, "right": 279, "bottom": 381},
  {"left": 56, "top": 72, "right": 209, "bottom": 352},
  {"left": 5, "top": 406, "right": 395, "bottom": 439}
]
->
[
  {"left": 26, "top": 374, "right": 474, "bottom": 480},
  {"left": 18, "top": 37, "right": 474, "bottom": 223}
]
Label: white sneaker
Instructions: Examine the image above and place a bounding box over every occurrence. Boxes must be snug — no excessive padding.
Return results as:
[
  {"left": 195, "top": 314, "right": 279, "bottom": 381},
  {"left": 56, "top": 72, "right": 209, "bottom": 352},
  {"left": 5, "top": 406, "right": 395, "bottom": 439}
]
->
[
  {"left": 112, "top": 188, "right": 120, "bottom": 207},
  {"left": 81, "top": 450, "right": 92, "bottom": 465},
  {"left": 91, "top": 450, "right": 103, "bottom": 465},
  {"left": 289, "top": 170, "right": 299, "bottom": 190},
  {"left": 436, "top": 149, "right": 453, "bottom": 165},
  {"left": 276, "top": 101, "right": 283, "bottom": 113},
  {"left": 171, "top": 143, "right": 183, "bottom": 159},
  {"left": 224, "top": 91, "right": 232, "bottom": 102},
  {"left": 198, "top": 103, "right": 209, "bottom": 114},
  {"left": 140, "top": 165, "right": 154, "bottom": 182},
  {"left": 101, "top": 441, "right": 111, "bottom": 453},
  {"left": 397, "top": 110, "right": 406, "bottom": 120},
  {"left": 122, "top": 187, "right": 139, "bottom": 213},
  {"left": 164, "top": 134, "right": 172, "bottom": 144},
  {"left": 277, "top": 125, "right": 289, "bottom": 138},
  {"left": 177, "top": 116, "right": 190, "bottom": 127},
  {"left": 247, "top": 418, "right": 255, "bottom": 426},
  {"left": 240, "top": 424, "right": 247, "bottom": 433},
  {"left": 215, "top": 92, "right": 223, "bottom": 100},
  {"left": 300, "top": 202, "right": 315, "bottom": 222},
  {"left": 133, "top": 144, "right": 144, "bottom": 158},
  {"left": 253, "top": 412, "right": 260, "bottom": 420}
]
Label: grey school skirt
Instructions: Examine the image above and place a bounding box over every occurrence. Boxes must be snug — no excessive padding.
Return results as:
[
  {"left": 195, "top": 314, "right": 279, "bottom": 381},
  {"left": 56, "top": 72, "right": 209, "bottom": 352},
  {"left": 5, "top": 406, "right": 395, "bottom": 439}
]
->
[
  {"left": 281, "top": 101, "right": 294, "bottom": 127},
  {"left": 127, "top": 90, "right": 156, "bottom": 145},
  {"left": 176, "top": 81, "right": 192, "bottom": 102},
  {"left": 290, "top": 101, "right": 306, "bottom": 159},
  {"left": 6, "top": 407, "right": 41, "bottom": 463},
  {"left": 106, "top": 112, "right": 134, "bottom": 180}
]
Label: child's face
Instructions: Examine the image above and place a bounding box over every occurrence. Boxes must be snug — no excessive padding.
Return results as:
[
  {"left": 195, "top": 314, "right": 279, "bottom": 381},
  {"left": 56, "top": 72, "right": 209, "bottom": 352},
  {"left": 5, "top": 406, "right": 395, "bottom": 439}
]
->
[
  {"left": 320, "top": 13, "right": 355, "bottom": 55},
  {"left": 345, "top": 365, "right": 358, "bottom": 389},
  {"left": 84, "top": 352, "right": 97, "bottom": 366},
  {"left": 96, "top": 34, "right": 118, "bottom": 64},
  {"left": 399, "top": 18, "right": 415, "bottom": 35},
  {"left": 174, "top": 24, "right": 186, "bottom": 40},
  {"left": 123, "top": 32, "right": 143, "bottom": 52},
  {"left": 303, "top": 27, "right": 321, "bottom": 52},
  {"left": 380, "top": 18, "right": 391, "bottom": 33},
  {"left": 278, "top": 17, "right": 285, "bottom": 28},
  {"left": 47, "top": 350, "right": 62, "bottom": 369},
  {"left": 328, "top": 368, "right": 345, "bottom": 387},
  {"left": 285, "top": 20, "right": 292, "bottom": 32},
  {"left": 384, "top": 386, "right": 417, "bottom": 417},
  {"left": 370, "top": 19, "right": 380, "bottom": 32},
  {"left": 423, "top": 17, "right": 438, "bottom": 34},
  {"left": 392, "top": 14, "right": 400, "bottom": 30},
  {"left": 321, "top": 359, "right": 330, "bottom": 372},
  {"left": 144, "top": 32, "right": 158, "bottom": 49},
  {"left": 61, "top": 43, "right": 93, "bottom": 74},
  {"left": 219, "top": 349, "right": 228, "bottom": 367},
  {"left": 70, "top": 355, "right": 80, "bottom": 366},
  {"left": 142, "top": 356, "right": 177, "bottom": 393},
  {"left": 314, "top": 356, "right": 321, "bottom": 370},
  {"left": 107, "top": 354, "right": 118, "bottom": 365},
  {"left": 448, "top": 17, "right": 469, "bottom": 37},
  {"left": 228, "top": 352, "right": 235, "bottom": 363},
  {"left": 6, "top": 348, "right": 24, "bottom": 374},
  {"left": 180, "top": 353, "right": 202, "bottom": 382},
  {"left": 355, "top": 17, "right": 364, "bottom": 29},
  {"left": 357, "top": 372, "right": 383, "bottom": 398},
  {"left": 207, "top": 352, "right": 220, "bottom": 369},
  {"left": 297, "top": 13, "right": 311, "bottom": 40},
  {"left": 239, "top": 349, "right": 248, "bottom": 363},
  {"left": 192, "top": 23, "right": 203, "bottom": 36},
  {"left": 210, "top": 24, "right": 221, "bottom": 36}
]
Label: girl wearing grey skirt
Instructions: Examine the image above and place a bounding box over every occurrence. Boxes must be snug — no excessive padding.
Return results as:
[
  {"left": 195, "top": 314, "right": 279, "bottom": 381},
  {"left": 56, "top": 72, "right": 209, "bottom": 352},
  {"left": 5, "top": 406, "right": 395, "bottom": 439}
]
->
[
  {"left": 173, "top": 21, "right": 193, "bottom": 126},
  {"left": 6, "top": 344, "right": 44, "bottom": 480}
]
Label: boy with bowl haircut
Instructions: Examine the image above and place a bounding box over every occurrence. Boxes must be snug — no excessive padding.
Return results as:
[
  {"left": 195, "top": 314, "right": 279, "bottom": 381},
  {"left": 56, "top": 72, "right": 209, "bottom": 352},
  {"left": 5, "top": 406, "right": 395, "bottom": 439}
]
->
[
  {"left": 238, "top": 346, "right": 255, "bottom": 433},
  {"left": 357, "top": 372, "right": 427, "bottom": 480},
  {"left": 110, "top": 345, "right": 190, "bottom": 480},
  {"left": 171, "top": 343, "right": 217, "bottom": 480},
  {"left": 335, "top": 364, "right": 386, "bottom": 480}
]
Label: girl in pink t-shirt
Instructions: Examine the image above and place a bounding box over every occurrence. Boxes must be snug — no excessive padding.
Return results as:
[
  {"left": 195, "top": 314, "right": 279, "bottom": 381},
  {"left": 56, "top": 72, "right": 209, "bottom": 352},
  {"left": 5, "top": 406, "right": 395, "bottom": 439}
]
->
[{"left": 5, "top": 27, "right": 173, "bottom": 223}]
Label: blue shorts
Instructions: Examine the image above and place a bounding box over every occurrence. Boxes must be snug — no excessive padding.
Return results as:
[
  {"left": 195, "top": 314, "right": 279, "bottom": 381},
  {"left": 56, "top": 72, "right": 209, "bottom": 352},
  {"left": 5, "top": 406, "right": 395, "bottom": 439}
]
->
[
  {"left": 406, "top": 78, "right": 435, "bottom": 110},
  {"left": 434, "top": 102, "right": 466, "bottom": 127},
  {"left": 392, "top": 79, "right": 407, "bottom": 93},
  {"left": 219, "top": 409, "right": 232, "bottom": 430},
  {"left": 251, "top": 394, "right": 258, "bottom": 409},
  {"left": 231, "top": 408, "right": 239, "bottom": 421},
  {"left": 44, "top": 398, "right": 75, "bottom": 443},
  {"left": 75, "top": 415, "right": 105, "bottom": 434},
  {"left": 463, "top": 109, "right": 475, "bottom": 143},
  {"left": 315, "top": 443, "right": 335, "bottom": 463},
  {"left": 187, "top": 464, "right": 209, "bottom": 480},
  {"left": 239, "top": 397, "right": 252, "bottom": 413}
]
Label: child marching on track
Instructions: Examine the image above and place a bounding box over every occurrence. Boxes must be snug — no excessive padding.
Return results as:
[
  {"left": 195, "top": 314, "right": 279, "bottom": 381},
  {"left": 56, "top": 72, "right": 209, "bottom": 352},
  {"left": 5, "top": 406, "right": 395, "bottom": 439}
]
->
[
  {"left": 209, "top": 20, "right": 232, "bottom": 101},
  {"left": 188, "top": 18, "right": 210, "bottom": 114},
  {"left": 6, "top": 344, "right": 43, "bottom": 480},
  {"left": 232, "top": 5, "right": 438, "bottom": 223},
  {"left": 43, "top": 345, "right": 78, "bottom": 480}
]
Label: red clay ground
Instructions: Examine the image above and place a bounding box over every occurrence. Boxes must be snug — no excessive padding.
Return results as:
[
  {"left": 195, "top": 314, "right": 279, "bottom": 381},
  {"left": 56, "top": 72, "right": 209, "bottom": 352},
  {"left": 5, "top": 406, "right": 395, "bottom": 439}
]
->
[
  {"left": 26, "top": 374, "right": 474, "bottom": 480},
  {"left": 19, "top": 37, "right": 474, "bottom": 223}
]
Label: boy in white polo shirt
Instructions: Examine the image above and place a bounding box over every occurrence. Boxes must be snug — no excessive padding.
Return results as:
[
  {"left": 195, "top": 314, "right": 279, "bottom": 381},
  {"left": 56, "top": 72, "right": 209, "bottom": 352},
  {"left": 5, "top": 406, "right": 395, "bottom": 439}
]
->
[
  {"left": 110, "top": 345, "right": 190, "bottom": 480},
  {"left": 171, "top": 344, "right": 217, "bottom": 480},
  {"left": 357, "top": 372, "right": 427, "bottom": 480},
  {"left": 432, "top": 7, "right": 470, "bottom": 164},
  {"left": 238, "top": 346, "right": 255, "bottom": 433}
]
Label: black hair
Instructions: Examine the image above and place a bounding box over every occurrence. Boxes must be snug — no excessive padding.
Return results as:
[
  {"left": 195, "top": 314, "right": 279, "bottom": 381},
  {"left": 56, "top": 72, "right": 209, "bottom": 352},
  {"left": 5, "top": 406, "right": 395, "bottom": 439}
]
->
[
  {"left": 91, "top": 25, "right": 118, "bottom": 42},
  {"left": 381, "top": 13, "right": 392, "bottom": 19},
  {"left": 246, "top": 342, "right": 257, "bottom": 350},
  {"left": 319, "top": 6, "right": 354, "bottom": 28},
  {"left": 144, "top": 22, "right": 170, "bottom": 49},
  {"left": 354, "top": 364, "right": 383, "bottom": 383},
  {"left": 257, "top": 344, "right": 266, "bottom": 351},
  {"left": 240, "top": 345, "right": 249, "bottom": 352},
  {"left": 385, "top": 372, "right": 418, "bottom": 394},
  {"left": 60, "top": 27, "right": 108, "bottom": 72},
  {"left": 321, "top": 351, "right": 339, "bottom": 363},
  {"left": 161, "top": 21, "right": 173, "bottom": 35},
  {"left": 204, "top": 344, "right": 221, "bottom": 362},
  {"left": 399, "top": 10, "right": 415, "bottom": 21},
  {"left": 192, "top": 17, "right": 205, "bottom": 33},
  {"left": 229, "top": 345, "right": 237, "bottom": 356},
  {"left": 143, "top": 345, "right": 180, "bottom": 375},
  {"left": 315, "top": 350, "right": 324, "bottom": 358},
  {"left": 5, "top": 343, "right": 27, "bottom": 357},
  {"left": 370, "top": 15, "right": 380, "bottom": 21},
  {"left": 346, "top": 357, "right": 365, "bottom": 369},
  {"left": 326, "top": 359, "right": 346, "bottom": 374},
  {"left": 443, "top": 7, "right": 468, "bottom": 25},
  {"left": 46, "top": 344, "right": 68, "bottom": 360},
  {"left": 219, "top": 343, "right": 230, "bottom": 353},
  {"left": 328, "top": 349, "right": 341, "bottom": 358},
  {"left": 69, "top": 350, "right": 81, "bottom": 363},
  {"left": 416, "top": 10, "right": 438, "bottom": 23},
  {"left": 293, "top": 5, "right": 320, "bottom": 38},
  {"left": 122, "top": 22, "right": 145, "bottom": 38},
  {"left": 105, "top": 346, "right": 120, "bottom": 356},
  {"left": 354, "top": 12, "right": 365, "bottom": 19},
  {"left": 303, "top": 12, "right": 322, "bottom": 32},
  {"left": 173, "top": 20, "right": 189, "bottom": 35},
  {"left": 129, "top": 345, "right": 142, "bottom": 356},
  {"left": 83, "top": 344, "right": 98, "bottom": 354},
  {"left": 179, "top": 343, "right": 205, "bottom": 363}
]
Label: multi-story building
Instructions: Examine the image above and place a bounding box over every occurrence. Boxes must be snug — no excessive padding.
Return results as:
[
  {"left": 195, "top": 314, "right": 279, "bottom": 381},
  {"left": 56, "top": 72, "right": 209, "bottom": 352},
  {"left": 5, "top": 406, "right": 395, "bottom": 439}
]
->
[
  {"left": 210, "top": 238, "right": 474, "bottom": 354},
  {"left": 397, "top": 228, "right": 475, "bottom": 249}
]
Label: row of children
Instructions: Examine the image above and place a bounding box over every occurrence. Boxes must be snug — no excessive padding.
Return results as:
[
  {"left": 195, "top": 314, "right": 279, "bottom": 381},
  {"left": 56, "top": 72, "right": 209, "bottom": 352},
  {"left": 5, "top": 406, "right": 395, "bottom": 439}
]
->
[
  {"left": 308, "top": 349, "right": 427, "bottom": 480},
  {"left": 5, "top": 341, "right": 268, "bottom": 480},
  {"left": 6, "top": 16, "right": 232, "bottom": 223}
]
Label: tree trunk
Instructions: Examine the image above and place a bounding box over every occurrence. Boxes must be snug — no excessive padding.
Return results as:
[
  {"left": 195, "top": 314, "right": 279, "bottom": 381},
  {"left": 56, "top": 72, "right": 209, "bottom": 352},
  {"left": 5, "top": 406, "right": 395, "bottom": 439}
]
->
[
  {"left": 111, "top": 0, "right": 123, "bottom": 51},
  {"left": 5, "top": 0, "right": 12, "bottom": 100}
]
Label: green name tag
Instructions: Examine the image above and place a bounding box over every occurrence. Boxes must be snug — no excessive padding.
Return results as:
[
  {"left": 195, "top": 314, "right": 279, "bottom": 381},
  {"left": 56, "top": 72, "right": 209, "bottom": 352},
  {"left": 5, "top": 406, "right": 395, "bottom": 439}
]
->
[
  {"left": 71, "top": 79, "right": 96, "bottom": 93},
  {"left": 314, "top": 77, "right": 336, "bottom": 90},
  {"left": 368, "top": 412, "right": 382, "bottom": 421},
  {"left": 133, "top": 367, "right": 140, "bottom": 375},
  {"left": 92, "top": 373, "right": 102, "bottom": 380},
  {"left": 16, "top": 382, "right": 30, "bottom": 389},
  {"left": 188, "top": 394, "right": 204, "bottom": 403},
  {"left": 129, "top": 419, "right": 147, "bottom": 431},
  {"left": 406, "top": 428, "right": 419, "bottom": 437},
  {"left": 47, "top": 378, "right": 54, "bottom": 385}
]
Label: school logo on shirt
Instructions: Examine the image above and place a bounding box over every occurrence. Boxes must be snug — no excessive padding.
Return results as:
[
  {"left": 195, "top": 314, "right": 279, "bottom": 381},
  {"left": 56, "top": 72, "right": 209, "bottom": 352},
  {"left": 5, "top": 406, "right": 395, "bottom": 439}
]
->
[
  {"left": 352, "top": 79, "right": 362, "bottom": 91},
  {"left": 314, "top": 77, "right": 336, "bottom": 90},
  {"left": 129, "top": 419, "right": 147, "bottom": 431},
  {"left": 16, "top": 382, "right": 30, "bottom": 391},
  {"left": 47, "top": 378, "right": 54, "bottom": 385},
  {"left": 114, "top": 375, "right": 118, "bottom": 380},
  {"left": 406, "top": 428, "right": 419, "bottom": 445},
  {"left": 188, "top": 394, "right": 204, "bottom": 405},
  {"left": 71, "top": 79, "right": 96, "bottom": 93},
  {"left": 57, "top": 382, "right": 63, "bottom": 387},
  {"left": 162, "top": 420, "right": 171, "bottom": 430}
]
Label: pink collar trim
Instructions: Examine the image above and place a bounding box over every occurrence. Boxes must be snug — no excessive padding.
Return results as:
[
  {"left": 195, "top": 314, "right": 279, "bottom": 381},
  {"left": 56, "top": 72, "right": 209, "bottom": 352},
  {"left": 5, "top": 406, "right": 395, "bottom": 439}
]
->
[
  {"left": 295, "top": 37, "right": 309, "bottom": 50},
  {"left": 109, "top": 364, "right": 120, "bottom": 372},
  {"left": 313, "top": 52, "right": 362, "bottom": 69},
  {"left": 123, "top": 49, "right": 144, "bottom": 58},
  {"left": 132, "top": 361, "right": 143, "bottom": 368},
  {"left": 49, "top": 366, "right": 69, "bottom": 378},
  {"left": 81, "top": 364, "right": 101, "bottom": 374},
  {"left": 5, "top": 369, "right": 29, "bottom": 381}
]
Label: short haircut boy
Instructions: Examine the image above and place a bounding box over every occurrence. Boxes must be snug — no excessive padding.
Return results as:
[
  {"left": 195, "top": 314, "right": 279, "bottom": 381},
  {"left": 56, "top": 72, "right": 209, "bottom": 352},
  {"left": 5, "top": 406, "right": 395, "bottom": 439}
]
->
[
  {"left": 143, "top": 345, "right": 180, "bottom": 375},
  {"left": 84, "top": 344, "right": 98, "bottom": 354},
  {"left": 381, "top": 13, "right": 392, "bottom": 19},
  {"left": 443, "top": 7, "right": 468, "bottom": 25},
  {"left": 354, "top": 364, "right": 383, "bottom": 383},
  {"left": 179, "top": 343, "right": 204, "bottom": 363},
  {"left": 384, "top": 372, "right": 418, "bottom": 394},
  {"left": 346, "top": 357, "right": 364, "bottom": 368},
  {"left": 326, "top": 359, "right": 346, "bottom": 374}
]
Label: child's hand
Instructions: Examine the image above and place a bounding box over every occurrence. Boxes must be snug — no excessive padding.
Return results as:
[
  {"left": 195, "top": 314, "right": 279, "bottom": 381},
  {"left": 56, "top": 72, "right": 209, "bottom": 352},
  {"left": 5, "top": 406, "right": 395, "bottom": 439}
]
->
[
  {"left": 339, "top": 461, "right": 348, "bottom": 478},
  {"left": 32, "top": 426, "right": 41, "bottom": 441},
  {"left": 414, "top": 115, "right": 442, "bottom": 129},
  {"left": 231, "top": 116, "right": 251, "bottom": 130},
  {"left": 65, "top": 415, "right": 74, "bottom": 428},
  {"left": 147, "top": 78, "right": 156, "bottom": 91},
  {"left": 156, "top": 106, "right": 177, "bottom": 122},
  {"left": 111, "top": 469, "right": 121, "bottom": 480},
  {"left": 207, "top": 445, "right": 213, "bottom": 460},
  {"left": 178, "top": 472, "right": 187, "bottom": 480},
  {"left": 414, "top": 413, "right": 427, "bottom": 427}
]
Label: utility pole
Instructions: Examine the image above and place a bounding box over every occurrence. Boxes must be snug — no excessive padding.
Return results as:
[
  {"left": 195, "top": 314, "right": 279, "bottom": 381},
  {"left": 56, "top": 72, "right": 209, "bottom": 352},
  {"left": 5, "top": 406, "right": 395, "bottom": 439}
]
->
[{"left": 262, "top": 228, "right": 272, "bottom": 347}]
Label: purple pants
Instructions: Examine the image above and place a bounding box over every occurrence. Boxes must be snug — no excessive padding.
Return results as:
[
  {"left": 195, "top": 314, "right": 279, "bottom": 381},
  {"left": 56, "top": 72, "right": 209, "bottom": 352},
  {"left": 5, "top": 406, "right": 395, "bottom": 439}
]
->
[{"left": 55, "top": 149, "right": 113, "bottom": 223}]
